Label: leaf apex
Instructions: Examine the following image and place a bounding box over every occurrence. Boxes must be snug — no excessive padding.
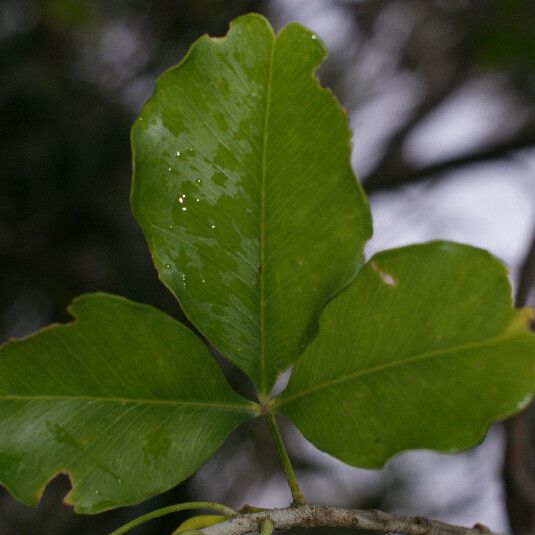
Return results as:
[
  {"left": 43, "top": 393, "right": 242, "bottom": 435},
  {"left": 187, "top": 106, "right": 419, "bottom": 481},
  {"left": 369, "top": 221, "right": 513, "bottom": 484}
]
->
[{"left": 230, "top": 12, "right": 274, "bottom": 32}]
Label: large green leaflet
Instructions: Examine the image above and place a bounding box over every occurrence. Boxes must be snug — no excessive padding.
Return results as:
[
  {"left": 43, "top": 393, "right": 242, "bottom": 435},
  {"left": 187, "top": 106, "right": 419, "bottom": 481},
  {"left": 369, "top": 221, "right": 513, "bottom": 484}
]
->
[
  {"left": 277, "top": 242, "right": 535, "bottom": 468},
  {"left": 131, "top": 14, "right": 372, "bottom": 394},
  {"left": 0, "top": 294, "right": 256, "bottom": 513}
]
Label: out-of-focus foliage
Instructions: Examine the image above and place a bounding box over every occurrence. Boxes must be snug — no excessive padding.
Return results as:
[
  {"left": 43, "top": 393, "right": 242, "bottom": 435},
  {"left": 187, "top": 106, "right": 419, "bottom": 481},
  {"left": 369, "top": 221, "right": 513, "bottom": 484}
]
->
[{"left": 475, "top": 0, "right": 535, "bottom": 72}]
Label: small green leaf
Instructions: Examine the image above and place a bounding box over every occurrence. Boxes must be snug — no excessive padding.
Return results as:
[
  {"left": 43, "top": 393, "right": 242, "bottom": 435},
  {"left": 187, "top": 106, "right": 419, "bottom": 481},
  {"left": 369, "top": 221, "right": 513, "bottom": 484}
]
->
[
  {"left": 277, "top": 242, "right": 535, "bottom": 468},
  {"left": 0, "top": 294, "right": 257, "bottom": 513},
  {"left": 131, "top": 13, "right": 371, "bottom": 394},
  {"left": 173, "top": 514, "right": 226, "bottom": 534}
]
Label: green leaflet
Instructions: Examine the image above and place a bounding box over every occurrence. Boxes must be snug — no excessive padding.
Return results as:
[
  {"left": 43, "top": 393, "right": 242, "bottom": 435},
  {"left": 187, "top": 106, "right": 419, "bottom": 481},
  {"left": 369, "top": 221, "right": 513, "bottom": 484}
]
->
[
  {"left": 131, "top": 13, "right": 371, "bottom": 394},
  {"left": 277, "top": 242, "right": 535, "bottom": 468},
  {"left": 173, "top": 514, "right": 226, "bottom": 534},
  {"left": 0, "top": 294, "right": 257, "bottom": 513}
]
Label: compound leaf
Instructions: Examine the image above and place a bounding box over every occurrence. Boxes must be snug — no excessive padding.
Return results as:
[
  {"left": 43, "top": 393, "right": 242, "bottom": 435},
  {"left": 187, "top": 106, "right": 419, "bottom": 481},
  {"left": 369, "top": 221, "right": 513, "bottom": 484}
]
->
[
  {"left": 0, "top": 293, "right": 257, "bottom": 513},
  {"left": 277, "top": 242, "right": 535, "bottom": 468},
  {"left": 131, "top": 13, "right": 371, "bottom": 394}
]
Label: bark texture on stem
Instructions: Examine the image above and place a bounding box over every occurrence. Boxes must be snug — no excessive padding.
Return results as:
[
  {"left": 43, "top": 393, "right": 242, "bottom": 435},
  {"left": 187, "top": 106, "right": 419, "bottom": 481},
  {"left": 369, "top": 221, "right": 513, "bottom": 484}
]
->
[{"left": 201, "top": 505, "right": 502, "bottom": 535}]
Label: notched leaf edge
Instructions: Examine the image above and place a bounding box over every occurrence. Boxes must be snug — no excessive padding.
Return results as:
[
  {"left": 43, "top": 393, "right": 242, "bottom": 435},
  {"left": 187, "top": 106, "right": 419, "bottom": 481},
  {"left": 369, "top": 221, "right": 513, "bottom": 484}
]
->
[{"left": 0, "top": 293, "right": 259, "bottom": 513}]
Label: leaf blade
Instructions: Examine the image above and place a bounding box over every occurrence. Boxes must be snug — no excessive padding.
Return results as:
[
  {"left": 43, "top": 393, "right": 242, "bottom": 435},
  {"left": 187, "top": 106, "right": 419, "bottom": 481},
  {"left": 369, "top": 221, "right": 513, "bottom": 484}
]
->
[
  {"left": 0, "top": 293, "right": 256, "bottom": 513},
  {"left": 277, "top": 241, "right": 535, "bottom": 467},
  {"left": 131, "top": 13, "right": 371, "bottom": 393}
]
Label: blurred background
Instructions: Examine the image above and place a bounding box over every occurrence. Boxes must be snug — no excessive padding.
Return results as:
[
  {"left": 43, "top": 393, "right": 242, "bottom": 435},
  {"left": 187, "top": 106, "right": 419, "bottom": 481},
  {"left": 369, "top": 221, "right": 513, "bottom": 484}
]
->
[{"left": 1, "top": 0, "right": 535, "bottom": 533}]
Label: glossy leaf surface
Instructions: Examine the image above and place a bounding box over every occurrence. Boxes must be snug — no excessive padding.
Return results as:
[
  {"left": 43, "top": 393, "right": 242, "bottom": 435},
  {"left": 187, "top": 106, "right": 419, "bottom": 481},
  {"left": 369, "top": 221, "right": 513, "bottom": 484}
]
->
[
  {"left": 0, "top": 294, "right": 256, "bottom": 513},
  {"left": 278, "top": 242, "right": 535, "bottom": 468},
  {"left": 131, "top": 13, "right": 371, "bottom": 394}
]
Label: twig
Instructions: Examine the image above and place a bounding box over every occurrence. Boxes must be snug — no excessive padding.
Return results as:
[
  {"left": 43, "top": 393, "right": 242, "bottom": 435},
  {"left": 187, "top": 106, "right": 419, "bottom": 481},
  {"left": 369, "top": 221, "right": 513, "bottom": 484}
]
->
[
  {"left": 109, "top": 501, "right": 237, "bottom": 535},
  {"left": 201, "top": 505, "right": 502, "bottom": 535}
]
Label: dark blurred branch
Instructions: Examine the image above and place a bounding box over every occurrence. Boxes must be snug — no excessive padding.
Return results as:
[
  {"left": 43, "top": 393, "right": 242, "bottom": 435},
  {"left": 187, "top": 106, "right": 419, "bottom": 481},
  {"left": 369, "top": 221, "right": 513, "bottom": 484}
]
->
[
  {"left": 515, "top": 229, "right": 535, "bottom": 308},
  {"left": 363, "top": 67, "right": 469, "bottom": 192},
  {"left": 364, "top": 127, "right": 535, "bottom": 193},
  {"left": 202, "top": 505, "right": 502, "bottom": 535},
  {"left": 504, "top": 227, "right": 535, "bottom": 534}
]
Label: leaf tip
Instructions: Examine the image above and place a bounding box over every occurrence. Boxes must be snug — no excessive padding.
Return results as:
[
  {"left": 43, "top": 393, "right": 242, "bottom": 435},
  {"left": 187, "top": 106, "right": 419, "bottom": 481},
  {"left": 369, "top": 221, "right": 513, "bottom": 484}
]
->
[
  {"left": 280, "top": 20, "right": 327, "bottom": 58},
  {"left": 230, "top": 11, "right": 274, "bottom": 33}
]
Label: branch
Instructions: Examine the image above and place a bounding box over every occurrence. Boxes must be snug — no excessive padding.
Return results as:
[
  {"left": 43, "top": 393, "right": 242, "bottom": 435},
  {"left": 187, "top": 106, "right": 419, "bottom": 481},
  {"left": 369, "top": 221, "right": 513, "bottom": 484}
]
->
[
  {"left": 201, "top": 505, "right": 502, "bottom": 535},
  {"left": 515, "top": 227, "right": 535, "bottom": 309},
  {"left": 363, "top": 65, "right": 468, "bottom": 192},
  {"left": 363, "top": 128, "right": 535, "bottom": 193},
  {"left": 503, "top": 226, "right": 535, "bottom": 532}
]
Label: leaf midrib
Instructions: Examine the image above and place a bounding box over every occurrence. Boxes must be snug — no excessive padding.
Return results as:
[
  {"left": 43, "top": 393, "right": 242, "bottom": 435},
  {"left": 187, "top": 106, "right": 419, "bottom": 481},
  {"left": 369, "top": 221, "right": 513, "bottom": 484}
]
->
[
  {"left": 0, "top": 394, "right": 257, "bottom": 413},
  {"left": 258, "top": 33, "right": 276, "bottom": 395},
  {"left": 277, "top": 329, "right": 521, "bottom": 407}
]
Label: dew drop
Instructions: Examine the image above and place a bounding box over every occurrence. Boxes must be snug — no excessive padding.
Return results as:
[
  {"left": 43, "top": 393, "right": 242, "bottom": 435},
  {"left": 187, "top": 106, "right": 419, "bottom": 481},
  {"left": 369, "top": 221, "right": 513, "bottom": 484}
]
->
[
  {"left": 182, "top": 207, "right": 187, "bottom": 211},
  {"left": 196, "top": 179, "right": 202, "bottom": 184},
  {"left": 168, "top": 167, "right": 172, "bottom": 172},
  {"left": 311, "top": 34, "right": 317, "bottom": 40},
  {"left": 165, "top": 263, "right": 171, "bottom": 269},
  {"left": 169, "top": 225, "right": 173, "bottom": 230},
  {"left": 95, "top": 490, "right": 100, "bottom": 495},
  {"left": 196, "top": 198, "right": 200, "bottom": 202},
  {"left": 211, "top": 224, "right": 216, "bottom": 229}
]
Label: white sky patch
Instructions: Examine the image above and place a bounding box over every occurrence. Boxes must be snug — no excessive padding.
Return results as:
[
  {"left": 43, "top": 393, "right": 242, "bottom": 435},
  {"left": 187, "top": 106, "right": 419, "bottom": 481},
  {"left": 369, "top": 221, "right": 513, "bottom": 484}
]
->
[
  {"left": 268, "top": 0, "right": 354, "bottom": 52},
  {"left": 404, "top": 77, "right": 528, "bottom": 166},
  {"left": 366, "top": 162, "right": 535, "bottom": 282}
]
